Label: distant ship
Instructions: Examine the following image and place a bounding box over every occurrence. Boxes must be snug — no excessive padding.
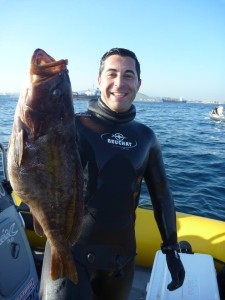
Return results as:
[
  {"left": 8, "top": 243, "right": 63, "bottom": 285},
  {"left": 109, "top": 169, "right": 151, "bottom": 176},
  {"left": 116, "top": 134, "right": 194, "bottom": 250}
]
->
[
  {"left": 0, "top": 93, "right": 18, "bottom": 100},
  {"left": 162, "top": 97, "right": 187, "bottom": 103},
  {"left": 73, "top": 88, "right": 100, "bottom": 101}
]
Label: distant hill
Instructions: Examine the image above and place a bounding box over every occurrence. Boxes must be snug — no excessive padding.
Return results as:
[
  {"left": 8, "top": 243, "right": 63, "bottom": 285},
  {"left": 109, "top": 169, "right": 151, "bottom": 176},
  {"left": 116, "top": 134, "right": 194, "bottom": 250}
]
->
[
  {"left": 135, "top": 92, "right": 158, "bottom": 101},
  {"left": 72, "top": 89, "right": 157, "bottom": 102}
]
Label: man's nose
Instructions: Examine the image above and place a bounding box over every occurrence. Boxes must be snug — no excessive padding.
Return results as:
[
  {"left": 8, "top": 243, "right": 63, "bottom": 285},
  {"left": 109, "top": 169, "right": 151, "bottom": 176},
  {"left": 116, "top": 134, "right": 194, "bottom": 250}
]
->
[{"left": 114, "top": 75, "right": 124, "bottom": 87}]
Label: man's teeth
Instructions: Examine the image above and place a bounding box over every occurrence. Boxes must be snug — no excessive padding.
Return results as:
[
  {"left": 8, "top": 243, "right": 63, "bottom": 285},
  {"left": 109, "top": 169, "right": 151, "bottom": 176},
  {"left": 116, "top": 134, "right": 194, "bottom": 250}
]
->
[{"left": 113, "top": 93, "right": 125, "bottom": 96}]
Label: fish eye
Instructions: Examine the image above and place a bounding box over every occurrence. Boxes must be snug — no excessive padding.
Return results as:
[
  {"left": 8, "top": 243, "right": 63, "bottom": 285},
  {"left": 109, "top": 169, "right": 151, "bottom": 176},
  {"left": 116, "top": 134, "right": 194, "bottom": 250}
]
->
[{"left": 52, "top": 89, "right": 62, "bottom": 98}]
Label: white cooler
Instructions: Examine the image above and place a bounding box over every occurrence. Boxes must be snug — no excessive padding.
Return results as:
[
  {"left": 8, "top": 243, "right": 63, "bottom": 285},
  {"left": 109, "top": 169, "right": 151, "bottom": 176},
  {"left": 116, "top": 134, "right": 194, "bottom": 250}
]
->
[{"left": 146, "top": 251, "right": 220, "bottom": 300}]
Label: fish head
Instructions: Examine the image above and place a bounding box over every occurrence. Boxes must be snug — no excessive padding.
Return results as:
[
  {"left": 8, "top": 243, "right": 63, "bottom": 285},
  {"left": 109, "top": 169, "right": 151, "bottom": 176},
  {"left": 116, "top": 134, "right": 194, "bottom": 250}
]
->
[{"left": 17, "top": 49, "right": 74, "bottom": 138}]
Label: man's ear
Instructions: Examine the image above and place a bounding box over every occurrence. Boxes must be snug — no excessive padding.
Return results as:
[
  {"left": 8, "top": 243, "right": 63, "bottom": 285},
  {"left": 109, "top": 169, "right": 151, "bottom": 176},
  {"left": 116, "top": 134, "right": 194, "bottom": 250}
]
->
[
  {"left": 98, "top": 76, "right": 101, "bottom": 86},
  {"left": 137, "top": 79, "right": 142, "bottom": 91}
]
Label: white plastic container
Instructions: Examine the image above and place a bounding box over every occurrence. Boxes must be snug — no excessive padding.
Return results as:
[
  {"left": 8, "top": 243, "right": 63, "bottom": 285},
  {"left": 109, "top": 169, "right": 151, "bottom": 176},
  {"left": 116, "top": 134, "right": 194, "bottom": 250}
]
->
[{"left": 146, "top": 251, "right": 220, "bottom": 300}]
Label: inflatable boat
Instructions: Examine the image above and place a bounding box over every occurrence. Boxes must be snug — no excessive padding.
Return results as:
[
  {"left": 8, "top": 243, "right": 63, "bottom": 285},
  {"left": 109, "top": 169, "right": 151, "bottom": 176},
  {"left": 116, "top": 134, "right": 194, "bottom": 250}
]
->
[
  {"left": 209, "top": 112, "right": 225, "bottom": 122},
  {"left": 13, "top": 201, "right": 225, "bottom": 299},
  {"left": 14, "top": 198, "right": 225, "bottom": 299},
  {"left": 2, "top": 191, "right": 225, "bottom": 300}
]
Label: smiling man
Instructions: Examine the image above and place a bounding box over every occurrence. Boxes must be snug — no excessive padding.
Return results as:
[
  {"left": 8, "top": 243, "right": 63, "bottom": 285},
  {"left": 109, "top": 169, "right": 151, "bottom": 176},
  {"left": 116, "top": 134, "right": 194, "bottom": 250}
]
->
[
  {"left": 40, "top": 48, "right": 185, "bottom": 300},
  {"left": 98, "top": 51, "right": 141, "bottom": 113}
]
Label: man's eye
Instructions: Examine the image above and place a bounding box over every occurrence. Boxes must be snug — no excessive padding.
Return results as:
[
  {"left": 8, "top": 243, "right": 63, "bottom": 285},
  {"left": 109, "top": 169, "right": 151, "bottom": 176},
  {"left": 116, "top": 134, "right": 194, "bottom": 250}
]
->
[
  {"left": 107, "top": 73, "right": 116, "bottom": 78},
  {"left": 124, "top": 74, "right": 134, "bottom": 79}
]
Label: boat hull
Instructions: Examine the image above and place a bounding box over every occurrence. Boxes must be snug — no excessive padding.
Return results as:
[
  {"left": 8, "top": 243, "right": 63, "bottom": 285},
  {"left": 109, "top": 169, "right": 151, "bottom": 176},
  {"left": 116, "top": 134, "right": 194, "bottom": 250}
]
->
[{"left": 209, "top": 113, "right": 225, "bottom": 122}]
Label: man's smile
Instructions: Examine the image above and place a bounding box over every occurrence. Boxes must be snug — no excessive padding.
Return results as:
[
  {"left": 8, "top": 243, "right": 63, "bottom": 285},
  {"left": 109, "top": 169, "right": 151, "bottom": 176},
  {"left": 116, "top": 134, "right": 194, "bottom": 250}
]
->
[{"left": 111, "top": 92, "right": 128, "bottom": 97}]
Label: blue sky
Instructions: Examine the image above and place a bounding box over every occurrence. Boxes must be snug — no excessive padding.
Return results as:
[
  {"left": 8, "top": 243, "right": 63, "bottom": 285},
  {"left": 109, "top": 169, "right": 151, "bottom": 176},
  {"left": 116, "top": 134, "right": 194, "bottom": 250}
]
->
[{"left": 0, "top": 0, "right": 224, "bottom": 101}]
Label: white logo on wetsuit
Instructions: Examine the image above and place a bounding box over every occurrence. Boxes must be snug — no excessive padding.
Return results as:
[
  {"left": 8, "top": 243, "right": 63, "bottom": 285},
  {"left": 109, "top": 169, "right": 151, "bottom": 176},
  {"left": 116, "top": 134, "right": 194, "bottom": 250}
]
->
[{"left": 101, "top": 132, "right": 137, "bottom": 149}]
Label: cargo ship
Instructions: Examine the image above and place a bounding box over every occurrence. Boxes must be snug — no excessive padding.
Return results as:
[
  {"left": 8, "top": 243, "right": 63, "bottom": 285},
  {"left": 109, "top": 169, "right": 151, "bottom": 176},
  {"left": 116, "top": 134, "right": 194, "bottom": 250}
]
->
[{"left": 72, "top": 88, "right": 100, "bottom": 101}]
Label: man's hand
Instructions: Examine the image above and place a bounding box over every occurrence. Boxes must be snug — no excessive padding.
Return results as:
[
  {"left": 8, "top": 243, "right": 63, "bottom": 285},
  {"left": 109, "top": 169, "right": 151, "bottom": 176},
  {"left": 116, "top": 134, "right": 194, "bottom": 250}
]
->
[{"left": 166, "top": 250, "right": 185, "bottom": 291}]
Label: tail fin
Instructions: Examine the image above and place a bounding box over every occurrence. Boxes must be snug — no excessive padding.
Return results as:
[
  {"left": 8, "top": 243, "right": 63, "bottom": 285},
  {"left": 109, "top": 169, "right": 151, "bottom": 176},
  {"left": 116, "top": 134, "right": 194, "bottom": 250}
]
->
[{"left": 50, "top": 247, "right": 78, "bottom": 285}]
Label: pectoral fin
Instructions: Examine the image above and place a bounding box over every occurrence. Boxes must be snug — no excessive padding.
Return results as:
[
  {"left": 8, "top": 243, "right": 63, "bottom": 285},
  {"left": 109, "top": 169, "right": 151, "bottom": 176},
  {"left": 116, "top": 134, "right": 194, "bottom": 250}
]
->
[
  {"left": 13, "top": 130, "right": 24, "bottom": 166},
  {"left": 33, "top": 215, "right": 44, "bottom": 237}
]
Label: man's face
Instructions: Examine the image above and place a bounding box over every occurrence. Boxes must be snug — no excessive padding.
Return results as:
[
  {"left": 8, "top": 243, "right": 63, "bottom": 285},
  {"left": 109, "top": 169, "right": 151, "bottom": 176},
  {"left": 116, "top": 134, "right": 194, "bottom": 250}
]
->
[{"left": 98, "top": 55, "right": 141, "bottom": 113}]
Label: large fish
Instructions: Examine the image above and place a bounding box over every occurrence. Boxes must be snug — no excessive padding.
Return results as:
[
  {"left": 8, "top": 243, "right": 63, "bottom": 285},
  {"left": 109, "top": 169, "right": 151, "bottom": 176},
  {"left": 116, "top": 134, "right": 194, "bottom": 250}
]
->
[{"left": 7, "top": 49, "right": 83, "bottom": 284}]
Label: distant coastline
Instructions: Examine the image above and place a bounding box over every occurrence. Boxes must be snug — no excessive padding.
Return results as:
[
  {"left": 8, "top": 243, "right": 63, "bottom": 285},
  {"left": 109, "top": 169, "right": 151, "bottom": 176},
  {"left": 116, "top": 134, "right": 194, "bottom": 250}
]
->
[
  {"left": 0, "top": 91, "right": 224, "bottom": 105},
  {"left": 0, "top": 93, "right": 19, "bottom": 99},
  {"left": 162, "top": 97, "right": 187, "bottom": 103}
]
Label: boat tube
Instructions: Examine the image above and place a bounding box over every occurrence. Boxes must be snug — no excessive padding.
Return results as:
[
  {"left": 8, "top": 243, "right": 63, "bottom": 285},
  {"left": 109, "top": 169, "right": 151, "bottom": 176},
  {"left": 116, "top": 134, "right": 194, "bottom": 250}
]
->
[{"left": 136, "top": 204, "right": 225, "bottom": 274}]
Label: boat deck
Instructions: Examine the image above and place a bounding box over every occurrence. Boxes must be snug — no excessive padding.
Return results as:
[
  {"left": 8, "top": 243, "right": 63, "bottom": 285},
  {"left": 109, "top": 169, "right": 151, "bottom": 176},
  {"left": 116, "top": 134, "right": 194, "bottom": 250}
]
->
[{"left": 129, "top": 265, "right": 151, "bottom": 300}]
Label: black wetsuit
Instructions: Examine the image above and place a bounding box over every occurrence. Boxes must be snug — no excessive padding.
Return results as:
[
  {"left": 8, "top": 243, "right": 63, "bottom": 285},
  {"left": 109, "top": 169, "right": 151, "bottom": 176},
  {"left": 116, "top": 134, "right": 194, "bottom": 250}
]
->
[{"left": 40, "top": 99, "right": 177, "bottom": 300}]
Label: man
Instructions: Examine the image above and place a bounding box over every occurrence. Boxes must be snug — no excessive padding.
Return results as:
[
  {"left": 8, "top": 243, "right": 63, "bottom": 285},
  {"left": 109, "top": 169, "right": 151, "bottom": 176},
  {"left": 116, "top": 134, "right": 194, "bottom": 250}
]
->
[
  {"left": 40, "top": 48, "right": 185, "bottom": 299},
  {"left": 217, "top": 105, "right": 224, "bottom": 116}
]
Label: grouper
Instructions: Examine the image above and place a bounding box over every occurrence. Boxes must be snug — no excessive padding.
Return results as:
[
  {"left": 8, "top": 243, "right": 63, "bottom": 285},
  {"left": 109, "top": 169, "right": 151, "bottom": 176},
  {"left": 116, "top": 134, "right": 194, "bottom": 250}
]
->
[{"left": 7, "top": 49, "right": 83, "bottom": 284}]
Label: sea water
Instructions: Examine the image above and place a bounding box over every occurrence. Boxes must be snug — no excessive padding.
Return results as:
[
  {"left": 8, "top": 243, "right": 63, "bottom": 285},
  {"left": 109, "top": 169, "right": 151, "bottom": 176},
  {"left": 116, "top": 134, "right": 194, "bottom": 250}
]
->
[{"left": 0, "top": 98, "right": 224, "bottom": 221}]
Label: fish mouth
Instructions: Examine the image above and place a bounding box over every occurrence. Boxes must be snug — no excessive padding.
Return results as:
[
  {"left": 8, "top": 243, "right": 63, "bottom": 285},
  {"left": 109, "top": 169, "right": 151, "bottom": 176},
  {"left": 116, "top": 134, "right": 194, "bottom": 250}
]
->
[{"left": 30, "top": 48, "right": 68, "bottom": 76}]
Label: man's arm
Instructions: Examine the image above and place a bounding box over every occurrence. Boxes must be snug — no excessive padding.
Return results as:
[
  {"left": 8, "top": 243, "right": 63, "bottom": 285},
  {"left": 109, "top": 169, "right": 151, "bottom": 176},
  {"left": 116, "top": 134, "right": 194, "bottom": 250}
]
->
[{"left": 143, "top": 135, "right": 185, "bottom": 291}]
